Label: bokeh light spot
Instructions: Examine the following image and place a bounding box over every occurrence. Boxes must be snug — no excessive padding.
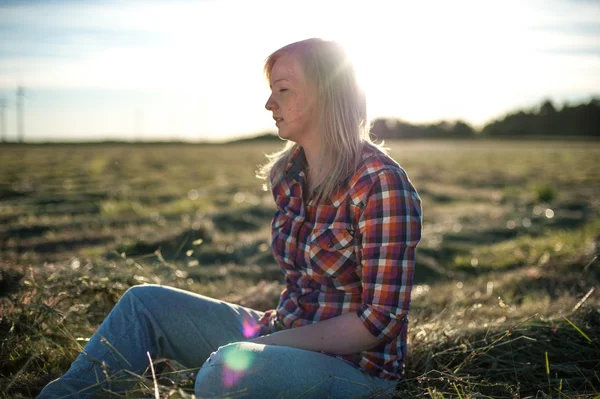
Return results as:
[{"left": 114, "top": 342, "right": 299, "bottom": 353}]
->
[{"left": 188, "top": 189, "right": 199, "bottom": 200}]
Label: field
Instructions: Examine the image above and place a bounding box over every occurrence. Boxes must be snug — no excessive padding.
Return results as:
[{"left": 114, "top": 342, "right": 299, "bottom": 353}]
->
[{"left": 1, "top": 140, "right": 599, "bottom": 398}]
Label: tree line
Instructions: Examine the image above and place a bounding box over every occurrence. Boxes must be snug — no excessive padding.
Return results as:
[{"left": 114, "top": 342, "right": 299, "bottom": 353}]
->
[{"left": 370, "top": 97, "right": 600, "bottom": 139}]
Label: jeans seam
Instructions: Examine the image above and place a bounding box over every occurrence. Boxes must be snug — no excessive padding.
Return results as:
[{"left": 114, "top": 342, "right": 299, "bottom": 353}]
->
[
  {"left": 126, "top": 288, "right": 165, "bottom": 356},
  {"left": 91, "top": 289, "right": 160, "bottom": 372}
]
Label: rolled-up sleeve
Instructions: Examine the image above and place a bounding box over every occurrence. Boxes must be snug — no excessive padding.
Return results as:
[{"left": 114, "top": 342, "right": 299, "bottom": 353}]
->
[{"left": 356, "top": 167, "right": 422, "bottom": 343}]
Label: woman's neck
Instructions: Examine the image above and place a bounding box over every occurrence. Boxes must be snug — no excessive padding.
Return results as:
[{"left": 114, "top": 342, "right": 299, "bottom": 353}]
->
[
  {"left": 302, "top": 141, "right": 325, "bottom": 193},
  {"left": 302, "top": 144, "right": 319, "bottom": 172}
]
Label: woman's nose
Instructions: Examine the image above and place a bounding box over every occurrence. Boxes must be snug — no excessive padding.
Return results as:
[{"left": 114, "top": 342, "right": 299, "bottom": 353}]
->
[{"left": 265, "top": 94, "right": 277, "bottom": 111}]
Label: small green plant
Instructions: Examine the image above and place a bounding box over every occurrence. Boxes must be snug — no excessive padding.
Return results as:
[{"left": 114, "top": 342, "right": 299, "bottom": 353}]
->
[{"left": 534, "top": 183, "right": 558, "bottom": 203}]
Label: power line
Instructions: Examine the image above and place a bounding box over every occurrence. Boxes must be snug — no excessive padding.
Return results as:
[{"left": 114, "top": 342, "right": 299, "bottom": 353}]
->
[{"left": 0, "top": 98, "right": 6, "bottom": 143}]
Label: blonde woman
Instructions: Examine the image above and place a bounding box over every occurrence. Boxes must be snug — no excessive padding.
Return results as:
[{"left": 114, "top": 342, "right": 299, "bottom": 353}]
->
[{"left": 38, "top": 38, "right": 422, "bottom": 399}]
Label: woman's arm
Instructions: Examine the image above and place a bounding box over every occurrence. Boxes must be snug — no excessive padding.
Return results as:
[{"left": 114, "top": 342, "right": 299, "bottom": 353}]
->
[{"left": 248, "top": 311, "right": 381, "bottom": 354}]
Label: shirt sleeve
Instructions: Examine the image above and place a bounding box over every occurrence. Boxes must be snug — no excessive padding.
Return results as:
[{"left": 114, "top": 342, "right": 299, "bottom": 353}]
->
[{"left": 356, "top": 167, "right": 422, "bottom": 343}]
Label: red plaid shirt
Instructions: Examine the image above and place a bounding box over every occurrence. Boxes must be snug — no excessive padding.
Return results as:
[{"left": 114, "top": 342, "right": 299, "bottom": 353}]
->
[{"left": 258, "top": 144, "right": 422, "bottom": 379}]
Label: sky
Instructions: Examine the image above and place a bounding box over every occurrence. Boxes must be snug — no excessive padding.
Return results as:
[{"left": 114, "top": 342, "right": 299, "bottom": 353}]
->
[{"left": 0, "top": 0, "right": 599, "bottom": 142}]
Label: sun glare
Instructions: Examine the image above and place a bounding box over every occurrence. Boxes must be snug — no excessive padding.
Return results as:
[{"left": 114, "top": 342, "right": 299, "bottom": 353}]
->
[
  {"left": 337, "top": 38, "right": 374, "bottom": 97},
  {"left": 314, "top": 0, "right": 542, "bottom": 124}
]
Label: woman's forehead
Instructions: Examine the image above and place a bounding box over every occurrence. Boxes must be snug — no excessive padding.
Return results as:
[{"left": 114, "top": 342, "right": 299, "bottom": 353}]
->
[{"left": 270, "top": 54, "right": 304, "bottom": 84}]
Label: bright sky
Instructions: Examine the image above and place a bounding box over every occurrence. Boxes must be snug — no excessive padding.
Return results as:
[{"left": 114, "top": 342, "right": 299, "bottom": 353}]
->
[{"left": 0, "top": 0, "right": 599, "bottom": 142}]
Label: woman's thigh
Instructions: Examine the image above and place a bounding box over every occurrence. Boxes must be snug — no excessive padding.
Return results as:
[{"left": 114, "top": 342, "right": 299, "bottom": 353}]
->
[
  {"left": 125, "top": 284, "right": 265, "bottom": 367},
  {"left": 194, "top": 342, "right": 397, "bottom": 399}
]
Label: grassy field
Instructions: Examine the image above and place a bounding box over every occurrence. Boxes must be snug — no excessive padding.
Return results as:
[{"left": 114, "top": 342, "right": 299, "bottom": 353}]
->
[{"left": 1, "top": 140, "right": 599, "bottom": 398}]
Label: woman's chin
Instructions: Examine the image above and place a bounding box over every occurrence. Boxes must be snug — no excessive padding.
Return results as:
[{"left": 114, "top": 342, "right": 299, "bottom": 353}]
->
[
  {"left": 276, "top": 128, "right": 301, "bottom": 144},
  {"left": 277, "top": 129, "right": 290, "bottom": 140}
]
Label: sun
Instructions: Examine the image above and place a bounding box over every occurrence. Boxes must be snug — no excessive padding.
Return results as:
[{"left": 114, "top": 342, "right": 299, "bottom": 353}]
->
[
  {"left": 307, "top": 3, "right": 407, "bottom": 119},
  {"left": 325, "top": 33, "right": 400, "bottom": 120},
  {"left": 337, "top": 39, "right": 375, "bottom": 96}
]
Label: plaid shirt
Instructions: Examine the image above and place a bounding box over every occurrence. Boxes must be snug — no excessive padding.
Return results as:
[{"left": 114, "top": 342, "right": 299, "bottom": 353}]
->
[{"left": 258, "top": 144, "right": 422, "bottom": 379}]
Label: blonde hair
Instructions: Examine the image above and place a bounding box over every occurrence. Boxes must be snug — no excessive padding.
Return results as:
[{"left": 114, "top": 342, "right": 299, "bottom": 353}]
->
[{"left": 257, "top": 38, "right": 385, "bottom": 202}]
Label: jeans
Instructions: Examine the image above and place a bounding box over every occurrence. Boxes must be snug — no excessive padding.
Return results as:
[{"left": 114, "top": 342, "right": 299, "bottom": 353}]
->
[{"left": 37, "top": 284, "right": 397, "bottom": 398}]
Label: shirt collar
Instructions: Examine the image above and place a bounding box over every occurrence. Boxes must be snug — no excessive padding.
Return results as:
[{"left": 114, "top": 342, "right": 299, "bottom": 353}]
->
[{"left": 285, "top": 145, "right": 306, "bottom": 180}]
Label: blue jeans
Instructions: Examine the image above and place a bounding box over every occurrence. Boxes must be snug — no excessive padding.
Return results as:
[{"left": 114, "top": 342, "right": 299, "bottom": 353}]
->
[{"left": 37, "top": 285, "right": 397, "bottom": 398}]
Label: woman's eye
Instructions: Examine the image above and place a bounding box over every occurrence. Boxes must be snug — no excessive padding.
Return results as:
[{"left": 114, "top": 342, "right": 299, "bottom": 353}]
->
[{"left": 279, "top": 88, "right": 288, "bottom": 93}]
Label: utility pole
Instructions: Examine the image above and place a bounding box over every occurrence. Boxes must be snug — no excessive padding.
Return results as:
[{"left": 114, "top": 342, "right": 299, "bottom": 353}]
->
[
  {"left": 0, "top": 98, "right": 6, "bottom": 142},
  {"left": 135, "top": 108, "right": 144, "bottom": 141},
  {"left": 138, "top": 108, "right": 144, "bottom": 141},
  {"left": 16, "top": 85, "right": 25, "bottom": 143}
]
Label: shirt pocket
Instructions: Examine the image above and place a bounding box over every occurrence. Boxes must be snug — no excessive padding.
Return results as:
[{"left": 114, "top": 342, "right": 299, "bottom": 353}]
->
[{"left": 307, "top": 228, "right": 357, "bottom": 282}]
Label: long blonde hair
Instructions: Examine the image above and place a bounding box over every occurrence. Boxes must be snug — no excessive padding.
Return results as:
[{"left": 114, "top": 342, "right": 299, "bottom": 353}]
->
[{"left": 257, "top": 38, "right": 384, "bottom": 202}]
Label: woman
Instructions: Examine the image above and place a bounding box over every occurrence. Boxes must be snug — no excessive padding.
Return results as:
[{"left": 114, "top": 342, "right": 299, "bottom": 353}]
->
[{"left": 38, "top": 38, "right": 422, "bottom": 399}]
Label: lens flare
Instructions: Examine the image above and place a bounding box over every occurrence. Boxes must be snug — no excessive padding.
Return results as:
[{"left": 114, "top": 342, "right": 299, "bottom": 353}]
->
[
  {"left": 223, "top": 347, "right": 253, "bottom": 371},
  {"left": 223, "top": 368, "right": 245, "bottom": 388},
  {"left": 242, "top": 317, "right": 260, "bottom": 338},
  {"left": 221, "top": 345, "right": 254, "bottom": 388}
]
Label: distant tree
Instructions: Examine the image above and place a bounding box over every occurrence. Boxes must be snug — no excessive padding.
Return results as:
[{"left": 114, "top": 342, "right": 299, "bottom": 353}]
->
[
  {"left": 539, "top": 99, "right": 558, "bottom": 135},
  {"left": 371, "top": 118, "right": 476, "bottom": 139},
  {"left": 451, "top": 120, "right": 475, "bottom": 137},
  {"left": 481, "top": 97, "right": 600, "bottom": 137},
  {"left": 371, "top": 97, "right": 599, "bottom": 140},
  {"left": 539, "top": 99, "right": 557, "bottom": 116}
]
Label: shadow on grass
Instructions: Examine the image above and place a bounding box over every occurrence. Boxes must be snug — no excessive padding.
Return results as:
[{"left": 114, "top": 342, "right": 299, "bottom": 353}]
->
[
  {"left": 0, "top": 268, "right": 23, "bottom": 297},
  {"left": 400, "top": 306, "right": 600, "bottom": 397},
  {"left": 212, "top": 205, "right": 275, "bottom": 233},
  {"left": 114, "top": 227, "right": 212, "bottom": 260},
  {"left": 501, "top": 262, "right": 600, "bottom": 304},
  {"left": 413, "top": 247, "right": 470, "bottom": 285},
  {"left": 443, "top": 227, "right": 523, "bottom": 247},
  {"left": 112, "top": 206, "right": 276, "bottom": 265},
  {"left": 1, "top": 225, "right": 53, "bottom": 240},
  {"left": 112, "top": 226, "right": 272, "bottom": 266},
  {"left": 2, "top": 235, "right": 114, "bottom": 255}
]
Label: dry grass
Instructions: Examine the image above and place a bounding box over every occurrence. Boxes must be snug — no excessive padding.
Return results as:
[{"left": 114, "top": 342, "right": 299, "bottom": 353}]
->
[{"left": 1, "top": 140, "right": 599, "bottom": 398}]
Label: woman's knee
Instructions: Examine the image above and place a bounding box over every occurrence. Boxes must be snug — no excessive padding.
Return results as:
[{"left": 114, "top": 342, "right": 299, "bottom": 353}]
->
[
  {"left": 123, "top": 284, "right": 215, "bottom": 310},
  {"left": 194, "top": 342, "right": 264, "bottom": 397},
  {"left": 196, "top": 342, "right": 260, "bottom": 376},
  {"left": 121, "top": 284, "right": 163, "bottom": 305}
]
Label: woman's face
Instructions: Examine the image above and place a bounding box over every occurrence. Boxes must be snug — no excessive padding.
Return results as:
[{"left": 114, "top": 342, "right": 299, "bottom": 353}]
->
[{"left": 265, "top": 54, "right": 318, "bottom": 145}]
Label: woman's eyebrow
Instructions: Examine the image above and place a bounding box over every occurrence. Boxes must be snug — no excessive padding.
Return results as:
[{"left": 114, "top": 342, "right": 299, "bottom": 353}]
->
[{"left": 270, "top": 78, "right": 289, "bottom": 88}]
